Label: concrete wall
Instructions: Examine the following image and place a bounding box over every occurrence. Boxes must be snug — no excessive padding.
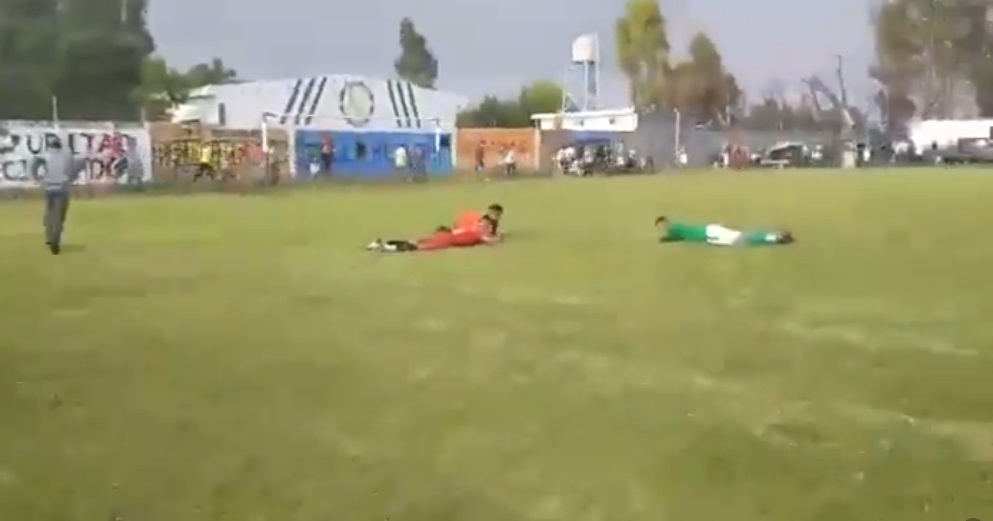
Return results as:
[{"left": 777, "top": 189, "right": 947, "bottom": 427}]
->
[
  {"left": 0, "top": 119, "right": 562, "bottom": 187},
  {"left": 455, "top": 128, "right": 539, "bottom": 171},
  {"left": 148, "top": 123, "right": 289, "bottom": 184}
]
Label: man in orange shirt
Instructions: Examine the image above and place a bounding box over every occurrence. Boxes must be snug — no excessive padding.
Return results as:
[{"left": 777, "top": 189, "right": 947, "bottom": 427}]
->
[{"left": 367, "top": 204, "right": 503, "bottom": 252}]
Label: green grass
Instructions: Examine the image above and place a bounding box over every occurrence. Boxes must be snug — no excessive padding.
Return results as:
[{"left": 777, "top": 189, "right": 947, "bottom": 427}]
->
[{"left": 1, "top": 170, "right": 992, "bottom": 521}]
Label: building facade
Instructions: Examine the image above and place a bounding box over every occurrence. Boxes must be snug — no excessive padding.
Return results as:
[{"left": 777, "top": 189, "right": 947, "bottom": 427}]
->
[{"left": 171, "top": 75, "right": 469, "bottom": 178}]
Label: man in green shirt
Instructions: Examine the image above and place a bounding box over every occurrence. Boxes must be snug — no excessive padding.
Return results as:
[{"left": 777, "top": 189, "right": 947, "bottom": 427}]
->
[{"left": 656, "top": 216, "right": 794, "bottom": 246}]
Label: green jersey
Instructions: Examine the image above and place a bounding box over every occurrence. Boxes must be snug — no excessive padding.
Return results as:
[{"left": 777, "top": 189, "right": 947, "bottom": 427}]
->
[{"left": 659, "top": 221, "right": 709, "bottom": 243}]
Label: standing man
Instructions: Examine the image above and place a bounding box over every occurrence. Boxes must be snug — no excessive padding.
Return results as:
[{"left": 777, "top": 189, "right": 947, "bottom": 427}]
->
[
  {"left": 393, "top": 144, "right": 408, "bottom": 180},
  {"left": 503, "top": 146, "right": 517, "bottom": 177},
  {"left": 319, "top": 133, "right": 334, "bottom": 177},
  {"left": 411, "top": 145, "right": 427, "bottom": 182},
  {"left": 474, "top": 141, "right": 486, "bottom": 173},
  {"left": 42, "top": 132, "right": 81, "bottom": 255},
  {"left": 194, "top": 142, "right": 215, "bottom": 181}
]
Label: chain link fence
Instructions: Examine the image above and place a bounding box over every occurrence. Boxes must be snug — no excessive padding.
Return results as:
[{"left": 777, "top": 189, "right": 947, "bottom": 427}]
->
[{"left": 621, "top": 109, "right": 836, "bottom": 169}]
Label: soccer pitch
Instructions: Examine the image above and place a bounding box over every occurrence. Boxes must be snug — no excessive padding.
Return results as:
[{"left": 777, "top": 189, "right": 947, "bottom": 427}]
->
[{"left": 1, "top": 170, "right": 992, "bottom": 520}]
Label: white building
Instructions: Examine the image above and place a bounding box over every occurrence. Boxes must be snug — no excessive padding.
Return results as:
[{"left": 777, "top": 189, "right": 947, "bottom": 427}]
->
[
  {"left": 170, "top": 74, "right": 469, "bottom": 132},
  {"left": 530, "top": 108, "right": 638, "bottom": 132},
  {"left": 906, "top": 118, "right": 993, "bottom": 151}
]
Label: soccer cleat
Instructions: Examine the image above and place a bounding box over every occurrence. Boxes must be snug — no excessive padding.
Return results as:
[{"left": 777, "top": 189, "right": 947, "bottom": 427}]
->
[
  {"left": 779, "top": 231, "right": 795, "bottom": 244},
  {"left": 49, "top": 242, "right": 60, "bottom": 255},
  {"left": 365, "top": 239, "right": 384, "bottom": 251}
]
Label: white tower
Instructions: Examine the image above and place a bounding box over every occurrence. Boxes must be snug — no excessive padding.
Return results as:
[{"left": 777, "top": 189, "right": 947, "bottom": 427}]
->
[{"left": 561, "top": 33, "right": 601, "bottom": 112}]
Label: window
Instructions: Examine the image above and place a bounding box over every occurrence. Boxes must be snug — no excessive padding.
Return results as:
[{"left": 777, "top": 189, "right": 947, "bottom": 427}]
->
[
  {"left": 356, "top": 141, "right": 367, "bottom": 159},
  {"left": 439, "top": 135, "right": 451, "bottom": 148}
]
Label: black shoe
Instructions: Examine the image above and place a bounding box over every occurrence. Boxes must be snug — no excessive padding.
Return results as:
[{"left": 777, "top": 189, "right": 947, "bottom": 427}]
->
[
  {"left": 779, "top": 231, "right": 795, "bottom": 244},
  {"left": 49, "top": 242, "right": 60, "bottom": 255}
]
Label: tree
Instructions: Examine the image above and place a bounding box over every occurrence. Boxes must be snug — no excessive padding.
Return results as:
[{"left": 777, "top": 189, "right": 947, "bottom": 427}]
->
[
  {"left": 870, "top": 0, "right": 923, "bottom": 131},
  {"left": 657, "top": 31, "right": 742, "bottom": 126},
  {"left": 457, "top": 80, "right": 564, "bottom": 127},
  {"left": 184, "top": 58, "right": 239, "bottom": 87},
  {"left": 615, "top": 0, "right": 670, "bottom": 109},
  {"left": 742, "top": 97, "right": 790, "bottom": 131},
  {"left": 667, "top": 31, "right": 742, "bottom": 124},
  {"left": 870, "top": 0, "right": 980, "bottom": 127},
  {"left": 0, "top": 0, "right": 63, "bottom": 118},
  {"left": 517, "top": 80, "right": 563, "bottom": 116},
  {"left": 394, "top": 17, "right": 438, "bottom": 89},
  {"left": 687, "top": 32, "right": 723, "bottom": 118},
  {"left": 970, "top": 59, "right": 993, "bottom": 116},
  {"left": 132, "top": 56, "right": 189, "bottom": 120},
  {"left": 956, "top": 0, "right": 993, "bottom": 116},
  {"left": 0, "top": 0, "right": 155, "bottom": 120},
  {"left": 131, "top": 56, "right": 242, "bottom": 120}
]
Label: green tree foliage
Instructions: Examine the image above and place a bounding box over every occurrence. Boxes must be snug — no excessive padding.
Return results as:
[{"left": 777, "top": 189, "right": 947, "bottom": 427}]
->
[
  {"left": 517, "top": 80, "right": 564, "bottom": 117},
  {"left": 870, "top": 0, "right": 993, "bottom": 126},
  {"left": 184, "top": 58, "right": 239, "bottom": 88},
  {"left": 0, "top": 0, "right": 156, "bottom": 120},
  {"left": 666, "top": 31, "right": 743, "bottom": 124},
  {"left": 0, "top": 0, "right": 241, "bottom": 121},
  {"left": 394, "top": 17, "right": 438, "bottom": 89},
  {"left": 457, "top": 81, "right": 564, "bottom": 127},
  {"left": 615, "top": 0, "right": 670, "bottom": 109},
  {"left": 871, "top": 0, "right": 924, "bottom": 129},
  {"left": 134, "top": 56, "right": 241, "bottom": 120},
  {"left": 614, "top": 3, "right": 742, "bottom": 123},
  {"left": 956, "top": 1, "right": 993, "bottom": 116}
]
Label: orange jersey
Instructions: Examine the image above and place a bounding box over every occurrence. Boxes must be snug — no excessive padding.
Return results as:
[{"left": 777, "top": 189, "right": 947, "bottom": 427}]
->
[
  {"left": 455, "top": 210, "right": 482, "bottom": 229},
  {"left": 449, "top": 228, "right": 484, "bottom": 246}
]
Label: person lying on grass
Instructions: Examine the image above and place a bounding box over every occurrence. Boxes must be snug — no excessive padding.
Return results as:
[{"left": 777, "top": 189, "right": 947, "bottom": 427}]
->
[
  {"left": 367, "top": 204, "right": 504, "bottom": 252},
  {"left": 655, "top": 215, "right": 794, "bottom": 246}
]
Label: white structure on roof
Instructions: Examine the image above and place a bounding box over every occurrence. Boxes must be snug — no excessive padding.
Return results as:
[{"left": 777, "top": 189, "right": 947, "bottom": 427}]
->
[
  {"left": 169, "top": 75, "right": 470, "bottom": 132},
  {"left": 531, "top": 107, "right": 637, "bottom": 132},
  {"left": 561, "top": 33, "right": 601, "bottom": 112}
]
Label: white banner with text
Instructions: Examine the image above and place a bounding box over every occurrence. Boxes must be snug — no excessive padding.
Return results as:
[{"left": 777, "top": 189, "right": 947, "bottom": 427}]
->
[{"left": 0, "top": 120, "right": 152, "bottom": 188}]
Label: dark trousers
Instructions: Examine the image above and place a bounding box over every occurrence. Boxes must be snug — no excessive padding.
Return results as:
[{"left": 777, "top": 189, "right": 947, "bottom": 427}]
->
[
  {"left": 193, "top": 162, "right": 215, "bottom": 181},
  {"left": 319, "top": 152, "right": 333, "bottom": 175},
  {"left": 44, "top": 189, "right": 71, "bottom": 246}
]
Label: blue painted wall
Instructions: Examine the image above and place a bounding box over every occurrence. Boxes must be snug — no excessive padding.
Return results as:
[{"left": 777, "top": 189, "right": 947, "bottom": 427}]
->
[{"left": 294, "top": 130, "right": 453, "bottom": 179}]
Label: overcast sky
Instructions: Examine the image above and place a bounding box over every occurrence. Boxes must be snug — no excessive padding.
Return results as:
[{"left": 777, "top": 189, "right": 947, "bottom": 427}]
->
[{"left": 148, "top": 0, "right": 877, "bottom": 108}]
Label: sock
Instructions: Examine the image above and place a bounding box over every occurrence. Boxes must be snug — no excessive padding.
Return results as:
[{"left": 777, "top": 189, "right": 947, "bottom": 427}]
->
[
  {"left": 742, "top": 231, "right": 780, "bottom": 246},
  {"left": 384, "top": 240, "right": 417, "bottom": 252}
]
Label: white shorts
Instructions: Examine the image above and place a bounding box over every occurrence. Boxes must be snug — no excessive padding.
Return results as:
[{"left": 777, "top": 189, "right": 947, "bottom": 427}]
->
[{"left": 705, "top": 224, "right": 742, "bottom": 246}]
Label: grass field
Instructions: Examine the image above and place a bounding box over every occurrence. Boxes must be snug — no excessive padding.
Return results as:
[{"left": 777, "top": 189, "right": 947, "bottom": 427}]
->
[{"left": 1, "top": 170, "right": 992, "bottom": 520}]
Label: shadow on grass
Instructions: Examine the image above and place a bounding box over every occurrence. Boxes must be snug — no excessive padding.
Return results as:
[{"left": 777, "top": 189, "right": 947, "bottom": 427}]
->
[{"left": 59, "top": 243, "right": 86, "bottom": 254}]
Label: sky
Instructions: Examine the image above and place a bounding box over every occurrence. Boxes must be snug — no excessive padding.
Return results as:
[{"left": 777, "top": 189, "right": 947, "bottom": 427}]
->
[{"left": 148, "top": 0, "right": 878, "bottom": 109}]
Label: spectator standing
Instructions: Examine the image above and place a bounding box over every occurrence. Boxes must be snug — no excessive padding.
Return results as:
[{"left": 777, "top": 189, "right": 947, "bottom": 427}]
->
[
  {"left": 393, "top": 144, "right": 408, "bottom": 179},
  {"left": 474, "top": 141, "right": 486, "bottom": 172},
  {"left": 194, "top": 143, "right": 215, "bottom": 181},
  {"left": 503, "top": 146, "right": 517, "bottom": 177},
  {"left": 411, "top": 146, "right": 427, "bottom": 182},
  {"left": 320, "top": 134, "right": 334, "bottom": 176}
]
